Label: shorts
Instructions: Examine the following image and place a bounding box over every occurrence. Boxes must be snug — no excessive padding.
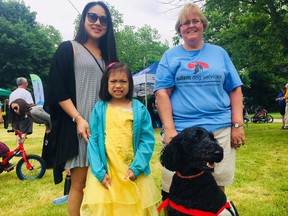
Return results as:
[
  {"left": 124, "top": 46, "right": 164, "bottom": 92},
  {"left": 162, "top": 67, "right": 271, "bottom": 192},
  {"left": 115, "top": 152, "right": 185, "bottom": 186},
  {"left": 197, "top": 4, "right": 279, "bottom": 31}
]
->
[
  {"left": 280, "top": 106, "right": 285, "bottom": 116},
  {"left": 161, "top": 127, "right": 235, "bottom": 193},
  {"left": 13, "top": 117, "right": 33, "bottom": 135}
]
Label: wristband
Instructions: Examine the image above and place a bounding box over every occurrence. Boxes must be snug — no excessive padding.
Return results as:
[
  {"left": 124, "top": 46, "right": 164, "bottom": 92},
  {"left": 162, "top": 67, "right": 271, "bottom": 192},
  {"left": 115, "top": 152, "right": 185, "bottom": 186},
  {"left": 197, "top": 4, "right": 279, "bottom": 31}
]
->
[{"left": 72, "top": 114, "right": 81, "bottom": 122}]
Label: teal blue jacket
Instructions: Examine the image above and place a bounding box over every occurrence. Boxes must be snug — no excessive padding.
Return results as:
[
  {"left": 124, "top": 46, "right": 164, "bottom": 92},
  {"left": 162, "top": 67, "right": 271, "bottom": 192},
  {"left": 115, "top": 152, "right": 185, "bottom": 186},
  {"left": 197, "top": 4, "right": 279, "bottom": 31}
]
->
[{"left": 88, "top": 99, "right": 155, "bottom": 182}]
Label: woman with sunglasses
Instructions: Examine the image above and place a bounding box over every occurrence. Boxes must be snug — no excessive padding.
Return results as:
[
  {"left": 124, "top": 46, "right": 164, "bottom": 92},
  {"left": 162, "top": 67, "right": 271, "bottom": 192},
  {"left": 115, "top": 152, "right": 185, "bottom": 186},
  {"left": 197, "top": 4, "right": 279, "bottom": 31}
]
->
[
  {"left": 9, "top": 99, "right": 34, "bottom": 145},
  {"left": 9, "top": 98, "right": 51, "bottom": 141},
  {"left": 154, "top": 3, "right": 245, "bottom": 215},
  {"left": 46, "top": 2, "right": 118, "bottom": 215}
]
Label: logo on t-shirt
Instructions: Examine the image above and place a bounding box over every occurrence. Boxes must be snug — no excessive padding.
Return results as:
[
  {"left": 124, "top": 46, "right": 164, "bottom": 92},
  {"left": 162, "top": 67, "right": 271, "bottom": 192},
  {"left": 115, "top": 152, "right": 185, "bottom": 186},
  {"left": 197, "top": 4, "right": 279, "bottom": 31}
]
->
[{"left": 188, "top": 62, "right": 209, "bottom": 74}]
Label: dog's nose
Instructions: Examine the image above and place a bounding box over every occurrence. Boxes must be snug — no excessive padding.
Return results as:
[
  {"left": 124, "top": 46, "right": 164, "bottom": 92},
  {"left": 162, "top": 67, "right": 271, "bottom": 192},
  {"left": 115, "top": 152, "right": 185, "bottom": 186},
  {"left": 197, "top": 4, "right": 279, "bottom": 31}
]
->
[{"left": 214, "top": 150, "right": 223, "bottom": 161}]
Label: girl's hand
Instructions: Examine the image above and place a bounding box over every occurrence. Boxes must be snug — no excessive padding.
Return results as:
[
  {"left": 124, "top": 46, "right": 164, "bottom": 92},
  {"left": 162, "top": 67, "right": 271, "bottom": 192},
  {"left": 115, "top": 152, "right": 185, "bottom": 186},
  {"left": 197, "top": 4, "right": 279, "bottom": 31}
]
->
[
  {"left": 101, "top": 174, "right": 111, "bottom": 189},
  {"left": 124, "top": 169, "right": 136, "bottom": 181}
]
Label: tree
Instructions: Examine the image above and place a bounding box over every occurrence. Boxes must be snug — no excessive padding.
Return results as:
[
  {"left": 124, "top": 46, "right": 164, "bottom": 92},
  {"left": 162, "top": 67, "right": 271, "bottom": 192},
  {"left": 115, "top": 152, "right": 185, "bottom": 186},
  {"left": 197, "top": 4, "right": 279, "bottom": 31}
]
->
[
  {"left": 0, "top": 0, "right": 62, "bottom": 91},
  {"left": 109, "top": 5, "right": 169, "bottom": 73},
  {"left": 116, "top": 25, "right": 169, "bottom": 72},
  {"left": 204, "top": 0, "right": 288, "bottom": 111}
]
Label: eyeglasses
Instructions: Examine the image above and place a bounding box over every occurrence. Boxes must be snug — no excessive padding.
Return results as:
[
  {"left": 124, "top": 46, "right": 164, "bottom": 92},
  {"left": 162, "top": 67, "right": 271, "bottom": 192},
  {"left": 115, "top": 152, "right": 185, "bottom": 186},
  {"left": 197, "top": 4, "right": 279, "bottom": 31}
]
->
[
  {"left": 180, "top": 19, "right": 201, "bottom": 27},
  {"left": 87, "top": 13, "right": 108, "bottom": 26},
  {"left": 12, "top": 106, "right": 19, "bottom": 111}
]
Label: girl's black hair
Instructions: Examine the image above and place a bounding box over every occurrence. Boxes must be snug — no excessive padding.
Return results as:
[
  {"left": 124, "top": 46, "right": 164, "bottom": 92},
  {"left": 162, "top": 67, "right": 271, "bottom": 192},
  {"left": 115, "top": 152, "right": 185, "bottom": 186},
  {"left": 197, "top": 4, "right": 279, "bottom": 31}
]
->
[
  {"left": 9, "top": 98, "right": 33, "bottom": 123},
  {"left": 74, "top": 1, "right": 119, "bottom": 65},
  {"left": 99, "top": 62, "right": 134, "bottom": 101}
]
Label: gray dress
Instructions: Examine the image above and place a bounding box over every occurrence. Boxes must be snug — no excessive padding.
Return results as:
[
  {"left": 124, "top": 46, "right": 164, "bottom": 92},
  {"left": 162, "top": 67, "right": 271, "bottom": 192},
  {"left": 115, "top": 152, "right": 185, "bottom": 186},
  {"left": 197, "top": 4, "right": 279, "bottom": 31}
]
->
[{"left": 65, "top": 41, "right": 104, "bottom": 169}]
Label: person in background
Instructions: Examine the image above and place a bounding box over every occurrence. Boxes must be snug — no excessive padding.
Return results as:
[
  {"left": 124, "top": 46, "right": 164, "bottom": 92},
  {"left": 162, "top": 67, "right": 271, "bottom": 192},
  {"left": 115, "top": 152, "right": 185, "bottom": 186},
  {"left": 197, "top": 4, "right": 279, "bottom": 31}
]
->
[
  {"left": 9, "top": 77, "right": 34, "bottom": 140},
  {"left": 9, "top": 99, "right": 34, "bottom": 144},
  {"left": 9, "top": 77, "right": 34, "bottom": 106},
  {"left": 2, "top": 99, "right": 9, "bottom": 129},
  {"left": 147, "top": 95, "right": 162, "bottom": 128},
  {"left": 10, "top": 98, "right": 51, "bottom": 133},
  {"left": 275, "top": 85, "right": 286, "bottom": 129},
  {"left": 283, "top": 83, "right": 288, "bottom": 130},
  {"left": 154, "top": 3, "right": 245, "bottom": 215},
  {"left": 81, "top": 62, "right": 161, "bottom": 215},
  {"left": 46, "top": 2, "right": 118, "bottom": 215},
  {"left": 0, "top": 102, "right": 3, "bottom": 124}
]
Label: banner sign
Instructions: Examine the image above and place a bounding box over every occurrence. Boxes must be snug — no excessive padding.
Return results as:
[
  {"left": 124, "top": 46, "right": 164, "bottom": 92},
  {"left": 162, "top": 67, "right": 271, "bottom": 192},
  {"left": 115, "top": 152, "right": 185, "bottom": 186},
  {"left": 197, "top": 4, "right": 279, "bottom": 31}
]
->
[{"left": 30, "top": 74, "right": 44, "bottom": 105}]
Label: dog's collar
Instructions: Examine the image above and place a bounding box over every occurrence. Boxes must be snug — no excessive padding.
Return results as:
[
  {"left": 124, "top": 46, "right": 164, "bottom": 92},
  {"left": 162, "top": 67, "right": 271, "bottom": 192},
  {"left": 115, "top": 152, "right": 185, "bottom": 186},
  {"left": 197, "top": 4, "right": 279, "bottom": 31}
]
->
[
  {"left": 176, "top": 171, "right": 205, "bottom": 179},
  {"left": 157, "top": 198, "right": 231, "bottom": 216}
]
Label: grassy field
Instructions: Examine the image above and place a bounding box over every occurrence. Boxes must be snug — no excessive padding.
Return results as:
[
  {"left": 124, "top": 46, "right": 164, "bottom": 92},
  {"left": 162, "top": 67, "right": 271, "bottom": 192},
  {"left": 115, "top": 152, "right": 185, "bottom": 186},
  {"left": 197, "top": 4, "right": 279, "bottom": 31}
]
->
[{"left": 0, "top": 118, "right": 287, "bottom": 216}]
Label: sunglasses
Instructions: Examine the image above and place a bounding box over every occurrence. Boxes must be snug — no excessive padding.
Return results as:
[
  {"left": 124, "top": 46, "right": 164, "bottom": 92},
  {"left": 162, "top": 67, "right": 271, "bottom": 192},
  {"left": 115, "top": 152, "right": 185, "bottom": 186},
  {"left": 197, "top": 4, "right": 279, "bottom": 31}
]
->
[
  {"left": 87, "top": 13, "right": 108, "bottom": 26},
  {"left": 12, "top": 106, "right": 19, "bottom": 111}
]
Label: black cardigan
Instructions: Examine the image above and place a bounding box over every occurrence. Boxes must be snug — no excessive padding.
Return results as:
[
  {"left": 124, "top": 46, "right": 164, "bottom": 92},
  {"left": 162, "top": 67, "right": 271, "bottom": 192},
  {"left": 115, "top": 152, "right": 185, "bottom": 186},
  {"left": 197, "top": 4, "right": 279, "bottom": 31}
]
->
[{"left": 47, "top": 41, "right": 78, "bottom": 184}]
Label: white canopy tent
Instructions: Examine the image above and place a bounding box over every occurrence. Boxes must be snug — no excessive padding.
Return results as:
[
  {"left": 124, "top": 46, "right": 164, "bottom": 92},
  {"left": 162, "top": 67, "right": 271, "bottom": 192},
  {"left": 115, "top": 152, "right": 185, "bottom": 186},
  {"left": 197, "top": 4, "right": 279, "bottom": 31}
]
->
[{"left": 133, "top": 62, "right": 158, "bottom": 106}]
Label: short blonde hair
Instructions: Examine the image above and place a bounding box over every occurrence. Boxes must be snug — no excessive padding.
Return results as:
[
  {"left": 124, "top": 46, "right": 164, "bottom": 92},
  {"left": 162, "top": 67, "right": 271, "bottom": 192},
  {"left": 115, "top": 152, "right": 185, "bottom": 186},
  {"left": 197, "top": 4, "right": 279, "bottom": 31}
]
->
[{"left": 175, "top": 3, "right": 209, "bottom": 36}]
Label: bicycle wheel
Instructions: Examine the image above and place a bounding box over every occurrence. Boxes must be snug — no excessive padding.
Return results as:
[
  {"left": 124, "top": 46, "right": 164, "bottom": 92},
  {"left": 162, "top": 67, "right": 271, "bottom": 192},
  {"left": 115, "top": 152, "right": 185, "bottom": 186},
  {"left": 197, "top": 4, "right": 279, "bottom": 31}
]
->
[
  {"left": 16, "top": 154, "right": 46, "bottom": 180},
  {"left": 267, "top": 115, "right": 274, "bottom": 123},
  {"left": 244, "top": 117, "right": 249, "bottom": 124}
]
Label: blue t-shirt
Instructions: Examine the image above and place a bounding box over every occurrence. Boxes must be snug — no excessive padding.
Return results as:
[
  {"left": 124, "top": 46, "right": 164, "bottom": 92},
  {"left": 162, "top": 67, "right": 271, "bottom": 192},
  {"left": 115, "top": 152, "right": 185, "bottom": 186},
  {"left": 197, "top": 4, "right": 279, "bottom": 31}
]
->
[
  {"left": 154, "top": 43, "right": 243, "bottom": 132},
  {"left": 277, "top": 92, "right": 286, "bottom": 108}
]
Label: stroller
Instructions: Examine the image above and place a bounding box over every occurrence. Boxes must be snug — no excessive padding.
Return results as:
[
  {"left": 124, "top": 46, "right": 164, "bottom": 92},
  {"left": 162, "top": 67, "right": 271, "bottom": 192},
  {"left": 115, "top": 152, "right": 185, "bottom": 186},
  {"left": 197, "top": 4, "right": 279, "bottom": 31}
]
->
[{"left": 250, "top": 108, "right": 274, "bottom": 123}]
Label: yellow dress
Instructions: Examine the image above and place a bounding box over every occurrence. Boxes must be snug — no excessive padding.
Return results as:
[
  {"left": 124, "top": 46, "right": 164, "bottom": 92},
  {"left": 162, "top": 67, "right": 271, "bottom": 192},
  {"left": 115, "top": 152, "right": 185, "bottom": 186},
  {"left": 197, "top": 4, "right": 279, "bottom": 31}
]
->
[{"left": 81, "top": 105, "right": 161, "bottom": 216}]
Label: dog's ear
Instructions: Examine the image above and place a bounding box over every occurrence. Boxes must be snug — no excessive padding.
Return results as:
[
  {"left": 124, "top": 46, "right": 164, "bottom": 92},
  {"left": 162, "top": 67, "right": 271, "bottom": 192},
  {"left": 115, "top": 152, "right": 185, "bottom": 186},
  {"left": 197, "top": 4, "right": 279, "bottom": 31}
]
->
[{"left": 160, "top": 135, "right": 183, "bottom": 171}]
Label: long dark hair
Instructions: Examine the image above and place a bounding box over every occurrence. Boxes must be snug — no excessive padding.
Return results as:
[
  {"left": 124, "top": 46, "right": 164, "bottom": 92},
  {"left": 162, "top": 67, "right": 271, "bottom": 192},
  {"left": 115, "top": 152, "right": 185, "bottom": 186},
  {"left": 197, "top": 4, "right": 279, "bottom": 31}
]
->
[
  {"left": 99, "top": 62, "right": 134, "bottom": 101},
  {"left": 9, "top": 98, "right": 33, "bottom": 123},
  {"left": 74, "top": 1, "right": 118, "bottom": 65}
]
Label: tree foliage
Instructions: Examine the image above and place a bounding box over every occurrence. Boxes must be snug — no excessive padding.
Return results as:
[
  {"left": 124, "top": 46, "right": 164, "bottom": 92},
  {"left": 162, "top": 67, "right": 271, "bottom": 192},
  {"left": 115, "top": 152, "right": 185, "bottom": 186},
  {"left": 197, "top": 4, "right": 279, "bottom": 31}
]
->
[
  {"left": 109, "top": 6, "right": 169, "bottom": 73},
  {"left": 204, "top": 0, "right": 288, "bottom": 111},
  {"left": 116, "top": 24, "right": 169, "bottom": 72},
  {"left": 0, "top": 0, "right": 62, "bottom": 92}
]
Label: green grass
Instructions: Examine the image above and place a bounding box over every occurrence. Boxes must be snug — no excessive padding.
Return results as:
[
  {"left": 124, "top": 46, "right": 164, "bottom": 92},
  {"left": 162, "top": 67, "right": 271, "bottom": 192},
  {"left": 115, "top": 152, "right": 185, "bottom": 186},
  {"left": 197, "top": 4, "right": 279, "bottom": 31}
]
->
[{"left": 0, "top": 119, "right": 288, "bottom": 216}]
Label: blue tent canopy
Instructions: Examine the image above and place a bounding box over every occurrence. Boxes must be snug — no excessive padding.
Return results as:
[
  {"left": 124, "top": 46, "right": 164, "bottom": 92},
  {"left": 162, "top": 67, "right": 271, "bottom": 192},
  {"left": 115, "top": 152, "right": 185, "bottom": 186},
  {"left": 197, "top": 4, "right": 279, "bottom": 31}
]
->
[
  {"left": 133, "top": 61, "right": 159, "bottom": 106},
  {"left": 133, "top": 61, "right": 158, "bottom": 96}
]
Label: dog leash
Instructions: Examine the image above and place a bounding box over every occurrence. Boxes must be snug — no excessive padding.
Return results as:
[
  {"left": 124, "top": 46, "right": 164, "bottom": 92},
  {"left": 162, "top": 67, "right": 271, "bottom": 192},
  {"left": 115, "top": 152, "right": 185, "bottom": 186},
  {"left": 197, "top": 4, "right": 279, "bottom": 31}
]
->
[{"left": 157, "top": 198, "right": 232, "bottom": 216}]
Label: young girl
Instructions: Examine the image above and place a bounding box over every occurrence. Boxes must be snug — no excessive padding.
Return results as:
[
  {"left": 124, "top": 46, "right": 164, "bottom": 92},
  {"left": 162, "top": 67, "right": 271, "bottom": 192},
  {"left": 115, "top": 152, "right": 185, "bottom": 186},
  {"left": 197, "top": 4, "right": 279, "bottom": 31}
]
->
[{"left": 81, "top": 62, "right": 161, "bottom": 215}]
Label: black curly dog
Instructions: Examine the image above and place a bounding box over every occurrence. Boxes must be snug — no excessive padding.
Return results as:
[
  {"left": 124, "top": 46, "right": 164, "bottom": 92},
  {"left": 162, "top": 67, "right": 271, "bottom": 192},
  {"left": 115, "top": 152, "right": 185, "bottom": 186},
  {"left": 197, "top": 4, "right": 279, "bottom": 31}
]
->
[{"left": 159, "top": 127, "right": 238, "bottom": 216}]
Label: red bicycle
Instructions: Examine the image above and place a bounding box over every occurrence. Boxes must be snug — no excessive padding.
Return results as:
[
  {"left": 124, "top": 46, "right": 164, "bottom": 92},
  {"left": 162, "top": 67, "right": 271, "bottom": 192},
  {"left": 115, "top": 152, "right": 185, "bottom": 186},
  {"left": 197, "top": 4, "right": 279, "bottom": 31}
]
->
[
  {"left": 250, "top": 108, "right": 274, "bottom": 123},
  {"left": 0, "top": 129, "right": 46, "bottom": 180}
]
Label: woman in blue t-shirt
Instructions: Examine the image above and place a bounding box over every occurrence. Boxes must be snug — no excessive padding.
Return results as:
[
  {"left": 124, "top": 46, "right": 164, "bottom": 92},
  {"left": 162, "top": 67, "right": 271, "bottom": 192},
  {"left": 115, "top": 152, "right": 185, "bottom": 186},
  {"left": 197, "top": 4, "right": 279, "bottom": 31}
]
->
[{"left": 154, "top": 3, "right": 246, "bottom": 213}]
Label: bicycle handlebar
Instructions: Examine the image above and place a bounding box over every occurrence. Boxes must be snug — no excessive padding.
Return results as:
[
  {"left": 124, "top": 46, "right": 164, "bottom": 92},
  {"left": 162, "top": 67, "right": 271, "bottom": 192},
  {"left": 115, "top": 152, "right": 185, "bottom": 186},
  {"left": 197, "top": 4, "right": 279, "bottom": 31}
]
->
[{"left": 7, "top": 129, "right": 22, "bottom": 138}]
